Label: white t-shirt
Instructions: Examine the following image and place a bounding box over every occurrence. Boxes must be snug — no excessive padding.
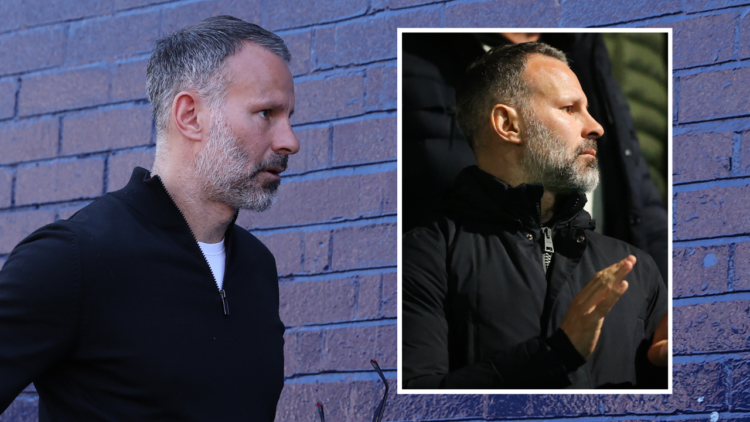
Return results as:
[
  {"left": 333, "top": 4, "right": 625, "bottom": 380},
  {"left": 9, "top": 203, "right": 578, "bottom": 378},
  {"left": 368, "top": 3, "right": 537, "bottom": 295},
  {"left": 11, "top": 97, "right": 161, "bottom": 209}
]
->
[{"left": 198, "top": 239, "right": 226, "bottom": 290}]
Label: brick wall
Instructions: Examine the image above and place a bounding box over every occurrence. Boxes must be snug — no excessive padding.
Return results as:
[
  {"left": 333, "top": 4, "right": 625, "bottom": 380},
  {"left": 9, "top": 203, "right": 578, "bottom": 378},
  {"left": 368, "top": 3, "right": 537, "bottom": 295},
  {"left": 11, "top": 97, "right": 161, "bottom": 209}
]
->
[{"left": 0, "top": 0, "right": 746, "bottom": 421}]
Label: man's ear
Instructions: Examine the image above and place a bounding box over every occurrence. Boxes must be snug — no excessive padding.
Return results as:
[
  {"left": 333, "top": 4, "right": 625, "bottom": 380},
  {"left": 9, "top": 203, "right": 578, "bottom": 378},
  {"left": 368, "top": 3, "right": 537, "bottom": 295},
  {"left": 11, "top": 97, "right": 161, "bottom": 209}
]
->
[
  {"left": 171, "top": 90, "right": 208, "bottom": 142},
  {"left": 490, "top": 104, "right": 521, "bottom": 145}
]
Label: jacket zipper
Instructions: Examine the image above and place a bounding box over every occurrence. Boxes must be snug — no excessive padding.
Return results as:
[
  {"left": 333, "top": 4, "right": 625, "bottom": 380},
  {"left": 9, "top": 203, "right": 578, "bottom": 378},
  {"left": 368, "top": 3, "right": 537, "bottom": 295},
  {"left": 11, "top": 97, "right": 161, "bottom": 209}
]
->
[
  {"left": 536, "top": 202, "right": 555, "bottom": 274},
  {"left": 536, "top": 194, "right": 584, "bottom": 274},
  {"left": 541, "top": 227, "right": 554, "bottom": 274},
  {"left": 155, "top": 177, "right": 230, "bottom": 316}
]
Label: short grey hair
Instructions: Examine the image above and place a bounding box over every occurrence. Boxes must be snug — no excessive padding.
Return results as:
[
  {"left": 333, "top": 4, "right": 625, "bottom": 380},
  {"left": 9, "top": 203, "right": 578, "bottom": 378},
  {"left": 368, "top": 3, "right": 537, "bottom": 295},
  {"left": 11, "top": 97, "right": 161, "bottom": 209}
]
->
[
  {"left": 147, "top": 15, "right": 291, "bottom": 142},
  {"left": 455, "top": 42, "right": 568, "bottom": 151}
]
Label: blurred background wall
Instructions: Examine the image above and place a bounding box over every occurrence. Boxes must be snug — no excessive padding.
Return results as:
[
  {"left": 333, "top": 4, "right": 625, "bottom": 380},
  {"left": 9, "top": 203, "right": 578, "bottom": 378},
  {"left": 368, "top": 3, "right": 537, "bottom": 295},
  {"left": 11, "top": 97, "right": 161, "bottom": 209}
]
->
[{"left": 0, "top": 0, "right": 748, "bottom": 421}]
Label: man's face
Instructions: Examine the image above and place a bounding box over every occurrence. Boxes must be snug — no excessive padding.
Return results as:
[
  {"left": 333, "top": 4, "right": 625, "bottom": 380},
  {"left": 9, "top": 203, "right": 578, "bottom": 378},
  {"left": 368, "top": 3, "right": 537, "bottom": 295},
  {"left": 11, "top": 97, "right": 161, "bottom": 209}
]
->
[
  {"left": 195, "top": 42, "right": 299, "bottom": 211},
  {"left": 518, "top": 54, "right": 604, "bottom": 194}
]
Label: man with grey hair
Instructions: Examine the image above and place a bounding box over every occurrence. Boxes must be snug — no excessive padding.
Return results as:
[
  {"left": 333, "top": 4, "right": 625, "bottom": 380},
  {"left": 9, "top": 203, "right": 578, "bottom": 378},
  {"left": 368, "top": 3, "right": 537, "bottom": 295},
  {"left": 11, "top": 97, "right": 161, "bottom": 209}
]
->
[
  {"left": 0, "top": 16, "right": 297, "bottom": 419},
  {"left": 402, "top": 42, "right": 668, "bottom": 389}
]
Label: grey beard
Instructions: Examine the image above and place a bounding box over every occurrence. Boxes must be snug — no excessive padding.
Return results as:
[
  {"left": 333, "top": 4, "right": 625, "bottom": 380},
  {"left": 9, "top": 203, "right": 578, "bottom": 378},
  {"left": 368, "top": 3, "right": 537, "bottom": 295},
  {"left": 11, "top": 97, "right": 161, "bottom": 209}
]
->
[
  {"left": 194, "top": 109, "right": 287, "bottom": 211},
  {"left": 519, "top": 109, "right": 599, "bottom": 194}
]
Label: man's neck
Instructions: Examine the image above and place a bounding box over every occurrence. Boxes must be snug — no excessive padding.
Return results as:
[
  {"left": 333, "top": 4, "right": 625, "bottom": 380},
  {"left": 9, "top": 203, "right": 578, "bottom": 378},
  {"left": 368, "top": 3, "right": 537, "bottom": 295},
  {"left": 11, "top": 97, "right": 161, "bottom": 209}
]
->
[
  {"left": 152, "top": 166, "right": 236, "bottom": 244},
  {"left": 540, "top": 190, "right": 555, "bottom": 224}
]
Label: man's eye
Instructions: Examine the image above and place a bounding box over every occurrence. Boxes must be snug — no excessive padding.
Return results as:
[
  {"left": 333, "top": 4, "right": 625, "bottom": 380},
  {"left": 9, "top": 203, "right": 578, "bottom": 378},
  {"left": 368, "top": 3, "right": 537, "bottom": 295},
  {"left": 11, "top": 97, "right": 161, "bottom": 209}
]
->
[
  {"left": 259, "top": 110, "right": 270, "bottom": 119},
  {"left": 562, "top": 106, "right": 573, "bottom": 114}
]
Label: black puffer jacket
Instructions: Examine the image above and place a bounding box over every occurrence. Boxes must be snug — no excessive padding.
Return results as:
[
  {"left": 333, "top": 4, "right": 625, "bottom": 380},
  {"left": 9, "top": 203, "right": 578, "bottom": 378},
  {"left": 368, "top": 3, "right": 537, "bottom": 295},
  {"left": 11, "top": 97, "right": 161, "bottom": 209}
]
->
[{"left": 402, "top": 166, "right": 667, "bottom": 389}]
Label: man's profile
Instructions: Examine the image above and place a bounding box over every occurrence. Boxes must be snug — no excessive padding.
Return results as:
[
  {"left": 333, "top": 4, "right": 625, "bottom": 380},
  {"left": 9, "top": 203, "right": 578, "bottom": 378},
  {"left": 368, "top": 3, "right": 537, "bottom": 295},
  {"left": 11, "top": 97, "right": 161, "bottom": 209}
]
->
[
  {"left": 401, "top": 42, "right": 668, "bottom": 389},
  {"left": 0, "top": 16, "right": 298, "bottom": 419}
]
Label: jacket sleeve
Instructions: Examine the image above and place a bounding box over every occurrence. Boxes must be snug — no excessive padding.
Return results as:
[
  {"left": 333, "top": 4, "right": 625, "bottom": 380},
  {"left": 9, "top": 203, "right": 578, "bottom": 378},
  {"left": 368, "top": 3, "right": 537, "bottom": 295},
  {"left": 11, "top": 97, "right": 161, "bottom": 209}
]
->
[
  {"left": 0, "top": 224, "right": 81, "bottom": 411},
  {"left": 402, "top": 226, "right": 584, "bottom": 389}
]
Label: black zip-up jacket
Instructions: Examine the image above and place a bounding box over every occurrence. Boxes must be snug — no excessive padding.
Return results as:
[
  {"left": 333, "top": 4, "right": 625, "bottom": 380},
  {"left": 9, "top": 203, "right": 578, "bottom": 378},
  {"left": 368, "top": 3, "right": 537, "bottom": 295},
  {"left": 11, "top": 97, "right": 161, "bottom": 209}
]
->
[
  {"left": 402, "top": 166, "right": 667, "bottom": 389},
  {"left": 0, "top": 167, "right": 284, "bottom": 421}
]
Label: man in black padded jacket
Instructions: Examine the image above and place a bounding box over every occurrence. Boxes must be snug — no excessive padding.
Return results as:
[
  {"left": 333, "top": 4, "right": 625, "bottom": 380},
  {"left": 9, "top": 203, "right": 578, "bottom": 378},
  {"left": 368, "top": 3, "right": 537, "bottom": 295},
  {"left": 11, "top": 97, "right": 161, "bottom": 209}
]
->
[
  {"left": 402, "top": 43, "right": 668, "bottom": 389},
  {"left": 402, "top": 33, "right": 669, "bottom": 284},
  {"left": 0, "top": 16, "right": 298, "bottom": 420}
]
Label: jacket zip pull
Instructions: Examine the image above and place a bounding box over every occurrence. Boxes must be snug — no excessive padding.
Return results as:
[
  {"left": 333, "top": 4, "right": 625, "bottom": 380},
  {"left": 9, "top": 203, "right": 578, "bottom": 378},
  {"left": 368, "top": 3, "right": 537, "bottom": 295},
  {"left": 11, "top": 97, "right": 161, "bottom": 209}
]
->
[
  {"left": 219, "top": 289, "right": 230, "bottom": 316},
  {"left": 542, "top": 227, "right": 554, "bottom": 273}
]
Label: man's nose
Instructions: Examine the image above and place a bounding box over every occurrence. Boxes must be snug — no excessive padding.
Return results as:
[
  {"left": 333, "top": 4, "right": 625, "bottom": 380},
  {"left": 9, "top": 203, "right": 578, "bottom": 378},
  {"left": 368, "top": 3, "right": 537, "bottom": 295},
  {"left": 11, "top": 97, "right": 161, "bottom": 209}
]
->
[
  {"left": 583, "top": 111, "right": 604, "bottom": 139},
  {"left": 273, "top": 123, "right": 300, "bottom": 155}
]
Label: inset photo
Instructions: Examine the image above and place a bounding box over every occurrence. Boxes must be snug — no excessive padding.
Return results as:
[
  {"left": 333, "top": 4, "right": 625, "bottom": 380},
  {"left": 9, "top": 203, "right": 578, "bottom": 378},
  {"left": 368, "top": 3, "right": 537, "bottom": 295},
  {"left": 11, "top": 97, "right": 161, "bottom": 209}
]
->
[{"left": 397, "top": 29, "right": 672, "bottom": 394}]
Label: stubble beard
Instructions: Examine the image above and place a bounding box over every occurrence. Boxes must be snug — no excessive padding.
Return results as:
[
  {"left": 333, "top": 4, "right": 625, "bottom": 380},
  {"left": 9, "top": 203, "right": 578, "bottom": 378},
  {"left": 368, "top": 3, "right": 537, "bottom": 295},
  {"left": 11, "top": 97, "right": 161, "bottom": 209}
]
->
[
  {"left": 519, "top": 108, "right": 600, "bottom": 194},
  {"left": 194, "top": 108, "right": 287, "bottom": 212}
]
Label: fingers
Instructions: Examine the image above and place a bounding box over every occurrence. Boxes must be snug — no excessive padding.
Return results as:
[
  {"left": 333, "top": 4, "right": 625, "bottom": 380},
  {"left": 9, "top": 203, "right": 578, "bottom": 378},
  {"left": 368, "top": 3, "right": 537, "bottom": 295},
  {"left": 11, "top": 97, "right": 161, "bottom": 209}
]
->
[
  {"left": 648, "top": 339, "right": 669, "bottom": 367},
  {"left": 593, "top": 279, "right": 628, "bottom": 317},
  {"left": 652, "top": 313, "right": 668, "bottom": 344},
  {"left": 578, "top": 255, "right": 636, "bottom": 306}
]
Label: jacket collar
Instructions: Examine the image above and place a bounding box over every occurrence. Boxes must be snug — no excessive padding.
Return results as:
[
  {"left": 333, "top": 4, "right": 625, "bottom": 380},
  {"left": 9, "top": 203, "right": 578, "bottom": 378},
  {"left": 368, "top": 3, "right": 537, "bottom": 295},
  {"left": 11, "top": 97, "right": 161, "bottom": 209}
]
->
[
  {"left": 111, "top": 167, "right": 239, "bottom": 233},
  {"left": 443, "top": 166, "right": 592, "bottom": 230}
]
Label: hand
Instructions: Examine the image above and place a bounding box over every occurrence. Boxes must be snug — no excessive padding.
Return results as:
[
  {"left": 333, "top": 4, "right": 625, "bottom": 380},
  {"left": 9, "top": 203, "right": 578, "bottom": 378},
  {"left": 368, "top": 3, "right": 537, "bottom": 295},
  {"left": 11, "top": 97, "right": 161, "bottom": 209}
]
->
[
  {"left": 647, "top": 313, "right": 668, "bottom": 367},
  {"left": 560, "top": 255, "right": 634, "bottom": 360}
]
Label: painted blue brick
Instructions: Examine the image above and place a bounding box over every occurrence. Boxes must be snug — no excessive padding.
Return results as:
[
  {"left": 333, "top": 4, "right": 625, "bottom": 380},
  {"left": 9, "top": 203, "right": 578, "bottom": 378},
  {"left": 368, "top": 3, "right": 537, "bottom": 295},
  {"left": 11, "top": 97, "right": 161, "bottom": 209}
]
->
[
  {"left": 674, "top": 185, "right": 750, "bottom": 240},
  {"left": 731, "top": 356, "right": 750, "bottom": 410},
  {"left": 292, "top": 72, "right": 365, "bottom": 124},
  {"left": 321, "top": 8, "right": 441, "bottom": 67},
  {"left": 485, "top": 395, "right": 531, "bottom": 418},
  {"left": 0, "top": 26, "right": 65, "bottom": 76},
  {"left": 673, "top": 245, "right": 730, "bottom": 297},
  {"left": 674, "top": 299, "right": 750, "bottom": 354},
  {"left": 349, "top": 377, "right": 402, "bottom": 421},
  {"left": 161, "top": 0, "right": 262, "bottom": 34},
  {"left": 600, "top": 361, "right": 728, "bottom": 413},
  {"left": 111, "top": 59, "right": 148, "bottom": 102},
  {"left": 561, "top": 0, "right": 682, "bottom": 26},
  {"left": 266, "top": 0, "right": 368, "bottom": 31},
  {"left": 673, "top": 13, "right": 736, "bottom": 69},
  {"left": 528, "top": 395, "right": 601, "bottom": 417},
  {"left": 371, "top": 0, "right": 441, "bottom": 10},
  {"left": 0, "top": 394, "right": 39, "bottom": 422},
  {"left": 19, "top": 66, "right": 110, "bottom": 116},
  {"left": 115, "top": 0, "right": 171, "bottom": 10},
  {"left": 684, "top": 0, "right": 750, "bottom": 13},
  {"left": 673, "top": 131, "right": 733, "bottom": 183},
  {"left": 419, "top": 395, "right": 485, "bottom": 420},
  {"left": 446, "top": 0, "right": 560, "bottom": 27},
  {"left": 0, "top": 78, "right": 16, "bottom": 120},
  {"left": 679, "top": 67, "right": 750, "bottom": 122},
  {"left": 61, "top": 105, "right": 152, "bottom": 154},
  {"left": 0, "top": 0, "right": 23, "bottom": 33},
  {"left": 365, "top": 64, "right": 396, "bottom": 112},
  {"left": 275, "top": 381, "right": 351, "bottom": 422},
  {"left": 281, "top": 30, "right": 313, "bottom": 76},
  {"left": 740, "top": 12, "right": 750, "bottom": 59},
  {"left": 23, "top": 0, "right": 113, "bottom": 27},
  {"left": 67, "top": 11, "right": 160, "bottom": 65}
]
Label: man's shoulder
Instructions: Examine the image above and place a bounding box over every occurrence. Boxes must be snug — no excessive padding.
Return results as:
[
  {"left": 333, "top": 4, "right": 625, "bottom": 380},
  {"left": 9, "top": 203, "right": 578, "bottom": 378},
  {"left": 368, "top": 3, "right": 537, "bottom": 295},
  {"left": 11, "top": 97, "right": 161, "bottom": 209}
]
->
[
  {"left": 65, "top": 191, "right": 128, "bottom": 225},
  {"left": 230, "top": 223, "right": 276, "bottom": 261},
  {"left": 405, "top": 212, "right": 458, "bottom": 245}
]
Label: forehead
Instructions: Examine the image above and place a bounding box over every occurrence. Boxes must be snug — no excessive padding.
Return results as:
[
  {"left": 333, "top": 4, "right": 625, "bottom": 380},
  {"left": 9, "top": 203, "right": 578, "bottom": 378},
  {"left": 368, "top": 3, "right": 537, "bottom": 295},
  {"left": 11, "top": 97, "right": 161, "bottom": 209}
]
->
[
  {"left": 222, "top": 41, "right": 294, "bottom": 100},
  {"left": 522, "top": 54, "right": 583, "bottom": 102}
]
